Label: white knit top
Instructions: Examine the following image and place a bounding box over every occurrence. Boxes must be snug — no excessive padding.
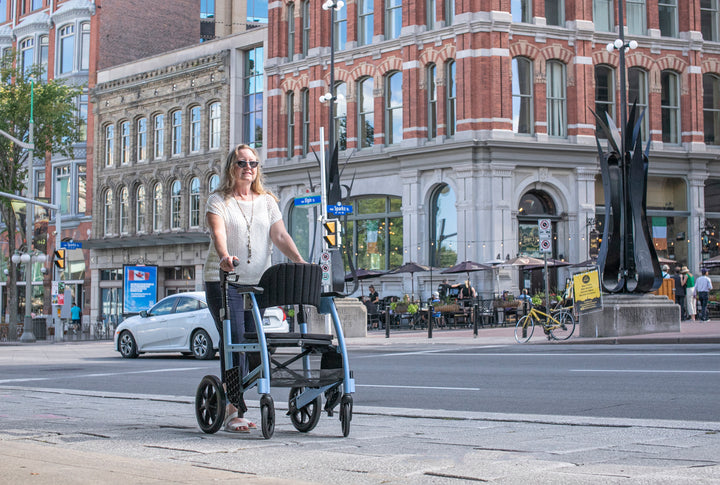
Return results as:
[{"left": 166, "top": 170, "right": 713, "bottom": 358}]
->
[{"left": 203, "top": 192, "right": 282, "bottom": 283}]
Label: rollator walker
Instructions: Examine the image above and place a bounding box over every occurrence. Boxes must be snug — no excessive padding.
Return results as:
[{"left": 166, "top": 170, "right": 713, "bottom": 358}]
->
[{"left": 195, "top": 262, "right": 355, "bottom": 438}]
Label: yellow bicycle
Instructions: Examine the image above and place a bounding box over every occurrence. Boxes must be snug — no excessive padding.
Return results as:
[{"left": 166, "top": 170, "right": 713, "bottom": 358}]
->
[{"left": 514, "top": 304, "right": 576, "bottom": 343}]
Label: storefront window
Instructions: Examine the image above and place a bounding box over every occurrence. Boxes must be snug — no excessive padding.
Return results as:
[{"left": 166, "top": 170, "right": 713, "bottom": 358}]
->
[
  {"left": 345, "top": 196, "right": 402, "bottom": 271},
  {"left": 703, "top": 179, "right": 720, "bottom": 273},
  {"left": 289, "top": 204, "right": 313, "bottom": 262},
  {"left": 430, "top": 184, "right": 457, "bottom": 267}
]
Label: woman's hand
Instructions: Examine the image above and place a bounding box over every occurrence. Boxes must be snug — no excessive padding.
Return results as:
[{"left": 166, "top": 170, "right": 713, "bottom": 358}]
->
[{"left": 219, "top": 255, "right": 239, "bottom": 272}]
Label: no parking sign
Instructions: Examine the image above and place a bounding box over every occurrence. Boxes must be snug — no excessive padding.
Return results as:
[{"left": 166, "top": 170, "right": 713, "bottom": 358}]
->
[{"left": 538, "top": 219, "right": 552, "bottom": 253}]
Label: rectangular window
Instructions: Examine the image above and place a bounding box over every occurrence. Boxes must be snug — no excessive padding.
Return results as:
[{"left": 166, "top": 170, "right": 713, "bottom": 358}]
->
[
  {"left": 545, "top": 0, "right": 564, "bottom": 26},
  {"left": 78, "top": 165, "right": 86, "bottom": 214},
  {"left": 701, "top": 0, "right": 719, "bottom": 42},
  {"left": 659, "top": 0, "right": 677, "bottom": 37},
  {"left": 105, "top": 125, "right": 114, "bottom": 167},
  {"left": 446, "top": 61, "right": 456, "bottom": 137},
  {"left": 120, "top": 121, "right": 130, "bottom": 165},
  {"left": 546, "top": 61, "right": 567, "bottom": 137},
  {"left": 301, "top": 0, "right": 310, "bottom": 56},
  {"left": 0, "top": 0, "right": 6, "bottom": 23},
  {"left": 154, "top": 114, "right": 164, "bottom": 159},
  {"left": 358, "top": 0, "right": 374, "bottom": 46},
  {"left": 385, "top": 0, "right": 402, "bottom": 39},
  {"left": 287, "top": 92, "right": 295, "bottom": 157},
  {"left": 201, "top": 0, "right": 215, "bottom": 18},
  {"left": 80, "top": 23, "right": 90, "bottom": 70},
  {"left": 243, "top": 46, "right": 264, "bottom": 148},
  {"left": 190, "top": 106, "right": 201, "bottom": 152},
  {"left": 704, "top": 74, "right": 720, "bottom": 145},
  {"left": 594, "top": 65, "right": 615, "bottom": 139},
  {"left": 626, "top": 0, "right": 646, "bottom": 35},
  {"left": 247, "top": 0, "right": 268, "bottom": 22},
  {"left": 137, "top": 117, "right": 147, "bottom": 161},
  {"left": 334, "top": 6, "right": 347, "bottom": 51},
  {"left": 59, "top": 24, "right": 75, "bottom": 74},
  {"left": 661, "top": 70, "right": 680, "bottom": 144},
  {"left": 55, "top": 166, "right": 71, "bottom": 215},
  {"left": 301, "top": 89, "right": 309, "bottom": 155},
  {"left": 190, "top": 179, "right": 201, "bottom": 228},
  {"left": 334, "top": 82, "right": 347, "bottom": 150},
  {"left": 153, "top": 184, "right": 162, "bottom": 231},
  {"left": 20, "top": 37, "right": 33, "bottom": 76},
  {"left": 512, "top": 57, "right": 533, "bottom": 134},
  {"left": 594, "top": 0, "right": 613, "bottom": 32},
  {"left": 171, "top": 111, "right": 182, "bottom": 155},
  {"left": 287, "top": 3, "right": 295, "bottom": 58},
  {"left": 78, "top": 94, "right": 87, "bottom": 142},
  {"left": 136, "top": 186, "right": 146, "bottom": 233},
  {"left": 511, "top": 0, "right": 531, "bottom": 23},
  {"left": 120, "top": 189, "right": 129, "bottom": 234},
  {"left": 39, "top": 35, "right": 48, "bottom": 81},
  {"left": 445, "top": 0, "right": 455, "bottom": 25},
  {"left": 358, "top": 78, "right": 374, "bottom": 147},
  {"left": 628, "top": 67, "right": 649, "bottom": 142},
  {"left": 385, "top": 72, "right": 402, "bottom": 145},
  {"left": 427, "top": 0, "right": 436, "bottom": 29},
  {"left": 209, "top": 102, "right": 221, "bottom": 149},
  {"left": 31, "top": 0, "right": 42, "bottom": 10},
  {"left": 428, "top": 65, "right": 437, "bottom": 139}
]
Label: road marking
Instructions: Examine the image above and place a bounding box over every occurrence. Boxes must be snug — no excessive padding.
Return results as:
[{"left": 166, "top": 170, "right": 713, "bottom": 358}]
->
[
  {"left": 358, "top": 352, "right": 720, "bottom": 357},
  {"left": 0, "top": 366, "right": 207, "bottom": 384},
  {"left": 571, "top": 369, "right": 720, "bottom": 374},
  {"left": 356, "top": 383, "right": 481, "bottom": 391}
]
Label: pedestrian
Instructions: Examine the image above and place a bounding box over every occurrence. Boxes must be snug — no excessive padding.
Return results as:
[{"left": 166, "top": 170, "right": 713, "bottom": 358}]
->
[
  {"left": 204, "top": 144, "right": 305, "bottom": 433},
  {"left": 673, "top": 266, "right": 687, "bottom": 320},
  {"left": 368, "top": 285, "right": 379, "bottom": 304},
  {"left": 695, "top": 268, "right": 713, "bottom": 322},
  {"left": 459, "top": 280, "right": 476, "bottom": 300},
  {"left": 661, "top": 264, "right": 671, "bottom": 279},
  {"left": 71, "top": 303, "right": 81, "bottom": 334},
  {"left": 682, "top": 266, "right": 696, "bottom": 321}
]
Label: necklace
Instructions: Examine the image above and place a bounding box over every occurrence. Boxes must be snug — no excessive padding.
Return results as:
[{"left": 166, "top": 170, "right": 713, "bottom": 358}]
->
[{"left": 234, "top": 193, "right": 255, "bottom": 264}]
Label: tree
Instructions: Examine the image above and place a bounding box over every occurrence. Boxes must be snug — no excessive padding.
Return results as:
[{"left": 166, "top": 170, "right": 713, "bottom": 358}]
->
[{"left": 0, "top": 53, "right": 82, "bottom": 339}]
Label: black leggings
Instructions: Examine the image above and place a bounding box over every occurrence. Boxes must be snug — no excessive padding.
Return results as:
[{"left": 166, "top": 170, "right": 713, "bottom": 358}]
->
[{"left": 205, "top": 281, "right": 264, "bottom": 413}]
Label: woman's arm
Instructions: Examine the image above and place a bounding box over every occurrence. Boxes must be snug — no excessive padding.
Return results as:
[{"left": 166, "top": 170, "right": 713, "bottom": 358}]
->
[
  {"left": 270, "top": 220, "right": 306, "bottom": 263},
  {"left": 207, "top": 212, "right": 237, "bottom": 272}
]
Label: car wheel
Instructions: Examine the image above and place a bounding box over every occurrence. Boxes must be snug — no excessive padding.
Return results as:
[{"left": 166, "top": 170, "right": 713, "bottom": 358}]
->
[
  {"left": 119, "top": 331, "right": 139, "bottom": 358},
  {"left": 191, "top": 329, "right": 214, "bottom": 360}
]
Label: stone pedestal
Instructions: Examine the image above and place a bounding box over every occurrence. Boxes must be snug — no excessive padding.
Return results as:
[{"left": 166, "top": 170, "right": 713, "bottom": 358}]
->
[
  {"left": 579, "top": 294, "right": 680, "bottom": 338},
  {"left": 305, "top": 297, "right": 367, "bottom": 338}
]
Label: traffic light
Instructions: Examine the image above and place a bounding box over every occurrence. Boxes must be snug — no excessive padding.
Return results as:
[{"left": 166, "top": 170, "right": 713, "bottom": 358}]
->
[
  {"left": 53, "top": 249, "right": 65, "bottom": 270},
  {"left": 323, "top": 219, "right": 340, "bottom": 249}
]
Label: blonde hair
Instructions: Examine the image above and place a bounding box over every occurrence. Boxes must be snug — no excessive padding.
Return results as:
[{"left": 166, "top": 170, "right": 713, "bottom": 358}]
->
[{"left": 214, "top": 144, "right": 278, "bottom": 202}]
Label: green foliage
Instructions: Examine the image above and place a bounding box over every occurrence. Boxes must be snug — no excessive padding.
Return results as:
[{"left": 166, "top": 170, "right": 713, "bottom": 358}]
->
[
  {"left": 531, "top": 295, "right": 542, "bottom": 306},
  {"left": 407, "top": 303, "right": 418, "bottom": 314}
]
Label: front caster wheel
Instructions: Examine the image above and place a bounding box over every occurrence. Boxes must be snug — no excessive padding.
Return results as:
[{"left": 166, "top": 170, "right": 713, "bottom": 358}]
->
[
  {"left": 195, "top": 375, "right": 226, "bottom": 434},
  {"left": 288, "top": 387, "right": 322, "bottom": 432},
  {"left": 260, "top": 394, "right": 275, "bottom": 439},
  {"left": 339, "top": 394, "right": 353, "bottom": 437}
]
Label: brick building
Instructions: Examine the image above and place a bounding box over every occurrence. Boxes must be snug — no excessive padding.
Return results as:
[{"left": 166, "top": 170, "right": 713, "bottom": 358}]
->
[{"left": 263, "top": 0, "right": 720, "bottom": 297}]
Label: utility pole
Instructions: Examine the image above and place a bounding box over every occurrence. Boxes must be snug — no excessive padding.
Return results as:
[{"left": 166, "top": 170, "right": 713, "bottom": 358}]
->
[{"left": 20, "top": 81, "right": 36, "bottom": 342}]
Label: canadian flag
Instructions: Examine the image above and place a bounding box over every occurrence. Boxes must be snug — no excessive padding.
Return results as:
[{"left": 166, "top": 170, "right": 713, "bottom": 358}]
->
[{"left": 129, "top": 270, "right": 149, "bottom": 281}]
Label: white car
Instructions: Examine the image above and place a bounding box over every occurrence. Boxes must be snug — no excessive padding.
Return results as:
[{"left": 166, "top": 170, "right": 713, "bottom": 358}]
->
[{"left": 114, "top": 292, "right": 289, "bottom": 360}]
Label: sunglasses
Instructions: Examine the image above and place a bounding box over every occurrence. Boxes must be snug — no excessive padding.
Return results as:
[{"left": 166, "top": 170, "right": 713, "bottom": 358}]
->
[{"left": 235, "top": 160, "right": 259, "bottom": 169}]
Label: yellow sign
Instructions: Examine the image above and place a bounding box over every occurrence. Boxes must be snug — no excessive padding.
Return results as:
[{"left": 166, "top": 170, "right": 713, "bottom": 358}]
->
[{"left": 573, "top": 269, "right": 602, "bottom": 314}]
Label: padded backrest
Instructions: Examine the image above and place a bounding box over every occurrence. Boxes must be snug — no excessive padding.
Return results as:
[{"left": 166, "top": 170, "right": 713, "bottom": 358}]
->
[{"left": 256, "top": 263, "right": 322, "bottom": 309}]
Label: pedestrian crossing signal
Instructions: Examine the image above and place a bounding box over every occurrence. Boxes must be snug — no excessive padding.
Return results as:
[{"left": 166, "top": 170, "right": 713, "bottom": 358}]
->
[
  {"left": 54, "top": 249, "right": 65, "bottom": 270},
  {"left": 323, "top": 219, "right": 340, "bottom": 249}
]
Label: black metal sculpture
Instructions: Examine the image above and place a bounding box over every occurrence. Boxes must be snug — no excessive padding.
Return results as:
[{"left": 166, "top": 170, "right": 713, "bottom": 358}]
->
[{"left": 592, "top": 105, "right": 662, "bottom": 293}]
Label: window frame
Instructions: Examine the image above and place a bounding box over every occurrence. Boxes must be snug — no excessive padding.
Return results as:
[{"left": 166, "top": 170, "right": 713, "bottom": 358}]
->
[
  {"left": 189, "top": 177, "right": 201, "bottom": 228},
  {"left": 301, "top": 88, "right": 310, "bottom": 155},
  {"left": 658, "top": 0, "right": 678, "bottom": 37},
  {"left": 170, "top": 180, "right": 182, "bottom": 230},
  {"left": 136, "top": 185, "right": 146, "bottom": 233},
  {"left": 511, "top": 0, "right": 531, "bottom": 23},
  {"left": 661, "top": 70, "right": 681, "bottom": 144},
  {"left": 594, "top": 64, "right": 616, "bottom": 137},
  {"left": 701, "top": 0, "right": 719, "bottom": 42},
  {"left": 545, "top": 0, "right": 564, "bottom": 26},
  {"left": 704, "top": 73, "right": 720, "bottom": 145},
  {"left": 119, "top": 186, "right": 129, "bottom": 235},
  {"left": 171, "top": 109, "right": 183, "bottom": 156},
  {"left": 385, "top": 71, "right": 403, "bottom": 145},
  {"left": 287, "top": 2, "right": 295, "bottom": 59},
  {"left": 152, "top": 182, "right": 163, "bottom": 232},
  {"left": 104, "top": 124, "right": 114, "bottom": 167},
  {"left": 104, "top": 189, "right": 114, "bottom": 236},
  {"left": 243, "top": 46, "right": 264, "bottom": 148},
  {"left": 626, "top": 0, "right": 647, "bottom": 35},
  {"left": 137, "top": 117, "right": 148, "bottom": 162},
  {"left": 446, "top": 60, "right": 457, "bottom": 137},
  {"left": 190, "top": 105, "right": 202, "bottom": 153},
  {"left": 358, "top": 0, "right": 374, "bottom": 46},
  {"left": 120, "top": 120, "right": 130, "bottom": 165},
  {"left": 512, "top": 56, "right": 534, "bottom": 134},
  {"left": 358, "top": 77, "right": 375, "bottom": 148},
  {"left": 287, "top": 91, "right": 295, "bottom": 157},
  {"left": 301, "top": 0, "right": 310, "bottom": 56},
  {"left": 427, "top": 64, "right": 437, "bottom": 140},
  {"left": 628, "top": 67, "right": 649, "bottom": 142},
  {"left": 334, "top": 82, "right": 348, "bottom": 150},
  {"left": 385, "top": 0, "right": 402, "bottom": 40},
  {"left": 209, "top": 102, "right": 221, "bottom": 150},
  {"left": 58, "top": 23, "right": 75, "bottom": 75},
  {"left": 546, "top": 60, "right": 567, "bottom": 137},
  {"left": 153, "top": 114, "right": 165, "bottom": 159}
]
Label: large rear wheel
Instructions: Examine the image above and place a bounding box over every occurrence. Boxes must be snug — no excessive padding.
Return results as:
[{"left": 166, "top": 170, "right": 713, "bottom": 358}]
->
[
  {"left": 514, "top": 315, "right": 535, "bottom": 343},
  {"left": 550, "top": 311, "right": 576, "bottom": 340},
  {"left": 195, "top": 375, "right": 226, "bottom": 434}
]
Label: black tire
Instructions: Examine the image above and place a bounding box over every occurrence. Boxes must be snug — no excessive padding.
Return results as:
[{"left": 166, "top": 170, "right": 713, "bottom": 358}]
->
[
  {"left": 550, "top": 310, "right": 576, "bottom": 341},
  {"left": 288, "top": 387, "right": 322, "bottom": 433},
  {"left": 195, "top": 375, "right": 226, "bottom": 434},
  {"left": 339, "top": 394, "right": 353, "bottom": 437},
  {"left": 260, "top": 394, "right": 275, "bottom": 439},
  {"left": 191, "top": 329, "right": 214, "bottom": 360},
  {"left": 118, "top": 331, "right": 139, "bottom": 358},
  {"left": 514, "top": 315, "right": 535, "bottom": 343}
]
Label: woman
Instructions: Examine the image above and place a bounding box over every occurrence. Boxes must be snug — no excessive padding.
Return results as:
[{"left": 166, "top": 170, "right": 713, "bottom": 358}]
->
[
  {"left": 682, "top": 266, "right": 696, "bottom": 321},
  {"left": 204, "top": 144, "right": 305, "bottom": 433}
]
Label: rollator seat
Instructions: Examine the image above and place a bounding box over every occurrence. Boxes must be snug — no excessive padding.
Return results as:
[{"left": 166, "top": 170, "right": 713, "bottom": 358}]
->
[{"left": 244, "top": 331, "right": 334, "bottom": 347}]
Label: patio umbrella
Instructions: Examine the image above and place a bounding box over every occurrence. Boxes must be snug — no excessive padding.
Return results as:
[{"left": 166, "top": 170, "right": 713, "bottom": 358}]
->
[
  {"left": 524, "top": 258, "right": 573, "bottom": 270},
  {"left": 657, "top": 256, "right": 676, "bottom": 265},
  {"left": 502, "top": 256, "right": 546, "bottom": 267},
  {"left": 702, "top": 255, "right": 720, "bottom": 268},
  {"left": 388, "top": 262, "right": 430, "bottom": 301},
  {"left": 570, "top": 258, "right": 598, "bottom": 268},
  {"left": 344, "top": 268, "right": 385, "bottom": 295},
  {"left": 441, "top": 260, "right": 492, "bottom": 287}
]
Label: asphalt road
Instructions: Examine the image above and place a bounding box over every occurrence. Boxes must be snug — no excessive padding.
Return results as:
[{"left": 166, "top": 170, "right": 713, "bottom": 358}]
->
[{"left": 1, "top": 342, "right": 718, "bottom": 423}]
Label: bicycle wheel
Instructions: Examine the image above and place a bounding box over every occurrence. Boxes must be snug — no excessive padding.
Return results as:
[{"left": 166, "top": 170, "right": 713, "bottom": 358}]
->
[
  {"left": 514, "top": 315, "right": 535, "bottom": 343},
  {"left": 550, "top": 311, "right": 576, "bottom": 340}
]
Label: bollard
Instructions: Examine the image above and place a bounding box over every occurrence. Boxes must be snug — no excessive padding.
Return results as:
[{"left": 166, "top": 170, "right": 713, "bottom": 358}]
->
[
  {"left": 428, "top": 304, "right": 433, "bottom": 339},
  {"left": 385, "top": 307, "right": 390, "bottom": 338}
]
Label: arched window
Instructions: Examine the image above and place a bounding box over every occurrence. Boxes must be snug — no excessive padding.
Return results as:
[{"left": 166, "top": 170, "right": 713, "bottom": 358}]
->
[
  {"left": 661, "top": 70, "right": 680, "bottom": 144},
  {"left": 546, "top": 60, "right": 567, "bottom": 137},
  {"left": 594, "top": 65, "right": 615, "bottom": 138},
  {"left": 19, "top": 37, "right": 34, "bottom": 75},
  {"left": 704, "top": 74, "right": 720, "bottom": 145},
  {"left": 171, "top": 180, "right": 182, "bottom": 229},
  {"left": 153, "top": 183, "right": 163, "bottom": 231},
  {"left": 120, "top": 121, "right": 130, "bottom": 165},
  {"left": 58, "top": 24, "right": 74, "bottom": 74},
  {"left": 358, "top": 77, "right": 374, "bottom": 148},
  {"left": 430, "top": 184, "right": 457, "bottom": 267},
  {"left": 446, "top": 60, "right": 456, "bottom": 136},
  {"left": 119, "top": 187, "right": 129, "bottom": 234},
  {"left": 629, "top": 67, "right": 649, "bottom": 142},
  {"left": 137, "top": 117, "right": 148, "bottom": 162},
  {"left": 209, "top": 174, "right": 220, "bottom": 193},
  {"left": 104, "top": 189, "right": 114, "bottom": 236},
  {"left": 209, "top": 102, "right": 221, "bottom": 149},
  {"left": 190, "top": 106, "right": 201, "bottom": 152},
  {"left": 334, "top": 82, "right": 347, "bottom": 150},
  {"left": 171, "top": 110, "right": 183, "bottom": 155},
  {"left": 154, "top": 114, "right": 165, "bottom": 159},
  {"left": 427, "top": 64, "right": 437, "bottom": 139},
  {"left": 136, "top": 185, "right": 146, "bottom": 233},
  {"left": 518, "top": 190, "right": 556, "bottom": 258},
  {"left": 385, "top": 71, "right": 403, "bottom": 145},
  {"left": 189, "top": 177, "right": 201, "bottom": 228},
  {"left": 512, "top": 57, "right": 533, "bottom": 134},
  {"left": 104, "top": 124, "right": 114, "bottom": 167}
]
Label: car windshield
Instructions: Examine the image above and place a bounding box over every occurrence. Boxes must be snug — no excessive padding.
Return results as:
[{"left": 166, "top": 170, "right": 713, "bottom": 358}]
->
[{"left": 149, "top": 298, "right": 175, "bottom": 316}]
